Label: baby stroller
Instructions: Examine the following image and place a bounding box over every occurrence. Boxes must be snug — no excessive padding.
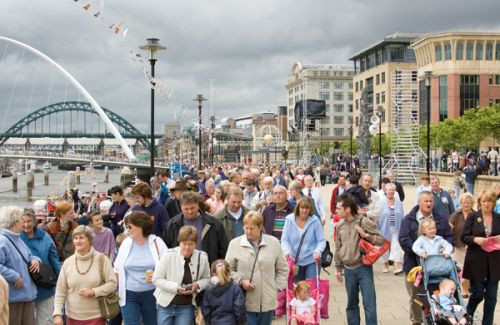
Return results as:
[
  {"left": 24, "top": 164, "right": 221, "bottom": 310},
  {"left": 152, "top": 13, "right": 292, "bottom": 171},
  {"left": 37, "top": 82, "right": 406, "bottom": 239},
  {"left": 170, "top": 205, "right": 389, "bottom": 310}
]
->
[
  {"left": 416, "top": 255, "right": 471, "bottom": 325},
  {"left": 285, "top": 260, "right": 321, "bottom": 325}
]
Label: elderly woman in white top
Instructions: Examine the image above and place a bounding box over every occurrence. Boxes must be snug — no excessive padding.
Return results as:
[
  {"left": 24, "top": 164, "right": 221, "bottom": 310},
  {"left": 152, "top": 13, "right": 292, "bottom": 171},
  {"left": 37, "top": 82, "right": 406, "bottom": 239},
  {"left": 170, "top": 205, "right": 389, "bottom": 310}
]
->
[
  {"left": 153, "top": 225, "right": 210, "bottom": 324},
  {"left": 113, "top": 211, "right": 168, "bottom": 325},
  {"left": 376, "top": 183, "right": 405, "bottom": 274}
]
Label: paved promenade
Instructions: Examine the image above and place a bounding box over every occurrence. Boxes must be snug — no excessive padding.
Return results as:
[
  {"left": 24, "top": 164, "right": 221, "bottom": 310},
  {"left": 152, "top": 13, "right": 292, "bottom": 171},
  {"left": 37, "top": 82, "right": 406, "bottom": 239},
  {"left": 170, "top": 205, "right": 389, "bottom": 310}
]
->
[{"left": 273, "top": 183, "right": 500, "bottom": 324}]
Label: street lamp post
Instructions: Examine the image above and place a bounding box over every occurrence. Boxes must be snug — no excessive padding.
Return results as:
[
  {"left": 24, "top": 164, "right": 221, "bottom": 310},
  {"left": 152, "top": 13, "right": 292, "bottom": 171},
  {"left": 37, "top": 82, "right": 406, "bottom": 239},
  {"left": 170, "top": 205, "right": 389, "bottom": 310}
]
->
[
  {"left": 376, "top": 106, "right": 383, "bottom": 189},
  {"left": 210, "top": 115, "right": 215, "bottom": 166},
  {"left": 139, "top": 38, "right": 166, "bottom": 179},
  {"left": 349, "top": 125, "right": 353, "bottom": 170},
  {"left": 424, "top": 71, "right": 432, "bottom": 176},
  {"left": 193, "top": 94, "right": 207, "bottom": 170}
]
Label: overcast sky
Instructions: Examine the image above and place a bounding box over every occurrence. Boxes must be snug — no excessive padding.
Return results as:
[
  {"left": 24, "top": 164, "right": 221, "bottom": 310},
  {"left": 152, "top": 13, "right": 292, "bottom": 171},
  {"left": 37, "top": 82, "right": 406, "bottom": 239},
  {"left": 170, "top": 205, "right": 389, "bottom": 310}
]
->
[{"left": 1, "top": 0, "right": 500, "bottom": 134}]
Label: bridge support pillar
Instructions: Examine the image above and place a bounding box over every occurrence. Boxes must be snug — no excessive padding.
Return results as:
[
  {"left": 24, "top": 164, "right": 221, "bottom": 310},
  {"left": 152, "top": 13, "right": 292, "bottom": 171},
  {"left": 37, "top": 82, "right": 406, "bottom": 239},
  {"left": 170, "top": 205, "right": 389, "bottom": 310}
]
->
[
  {"left": 26, "top": 171, "right": 34, "bottom": 202},
  {"left": 120, "top": 167, "right": 134, "bottom": 188},
  {"left": 44, "top": 170, "right": 49, "bottom": 186},
  {"left": 76, "top": 167, "right": 81, "bottom": 185},
  {"left": 68, "top": 172, "right": 75, "bottom": 191},
  {"left": 98, "top": 139, "right": 105, "bottom": 156},
  {"left": 133, "top": 140, "right": 141, "bottom": 155},
  {"left": 104, "top": 166, "right": 109, "bottom": 183},
  {"left": 12, "top": 171, "right": 18, "bottom": 193},
  {"left": 25, "top": 138, "right": 32, "bottom": 152},
  {"left": 62, "top": 139, "right": 69, "bottom": 154}
]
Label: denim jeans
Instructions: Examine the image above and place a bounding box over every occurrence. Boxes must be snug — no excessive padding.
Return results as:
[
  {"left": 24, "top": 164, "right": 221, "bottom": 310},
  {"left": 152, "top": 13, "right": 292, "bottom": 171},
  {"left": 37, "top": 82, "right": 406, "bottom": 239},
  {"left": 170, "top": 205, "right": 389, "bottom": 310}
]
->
[
  {"left": 465, "top": 182, "right": 474, "bottom": 195},
  {"left": 467, "top": 280, "right": 498, "bottom": 325},
  {"left": 246, "top": 311, "right": 274, "bottom": 325},
  {"left": 157, "top": 304, "right": 194, "bottom": 325},
  {"left": 294, "top": 260, "right": 321, "bottom": 282},
  {"left": 121, "top": 289, "right": 157, "bottom": 325},
  {"left": 344, "top": 265, "right": 377, "bottom": 325}
]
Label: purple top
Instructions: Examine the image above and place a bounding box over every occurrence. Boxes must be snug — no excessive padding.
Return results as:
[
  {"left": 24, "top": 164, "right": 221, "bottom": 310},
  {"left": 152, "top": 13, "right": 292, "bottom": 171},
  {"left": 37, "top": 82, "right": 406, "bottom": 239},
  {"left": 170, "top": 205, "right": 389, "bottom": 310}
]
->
[
  {"left": 92, "top": 227, "right": 116, "bottom": 259},
  {"left": 109, "top": 200, "right": 130, "bottom": 225}
]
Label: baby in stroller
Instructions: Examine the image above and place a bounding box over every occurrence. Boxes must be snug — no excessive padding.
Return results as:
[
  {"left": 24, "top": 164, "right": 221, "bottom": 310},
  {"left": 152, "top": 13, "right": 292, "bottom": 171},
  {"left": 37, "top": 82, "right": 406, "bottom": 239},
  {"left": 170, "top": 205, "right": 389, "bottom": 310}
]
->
[
  {"left": 433, "top": 279, "right": 467, "bottom": 324},
  {"left": 412, "top": 219, "right": 453, "bottom": 259},
  {"left": 289, "top": 281, "right": 316, "bottom": 325}
]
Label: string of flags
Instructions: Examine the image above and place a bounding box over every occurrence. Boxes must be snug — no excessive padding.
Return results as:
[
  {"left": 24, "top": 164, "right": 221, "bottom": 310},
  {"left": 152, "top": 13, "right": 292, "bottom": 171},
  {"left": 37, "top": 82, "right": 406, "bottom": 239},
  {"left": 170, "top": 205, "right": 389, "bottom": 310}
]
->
[{"left": 71, "top": 0, "right": 173, "bottom": 101}]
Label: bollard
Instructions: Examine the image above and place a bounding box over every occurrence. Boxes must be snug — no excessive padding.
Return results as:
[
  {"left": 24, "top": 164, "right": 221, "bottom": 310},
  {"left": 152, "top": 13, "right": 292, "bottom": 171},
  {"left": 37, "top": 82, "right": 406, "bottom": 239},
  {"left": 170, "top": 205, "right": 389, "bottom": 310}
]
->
[
  {"left": 12, "top": 171, "right": 18, "bottom": 193},
  {"left": 44, "top": 170, "right": 49, "bottom": 186},
  {"left": 26, "top": 170, "right": 34, "bottom": 202},
  {"left": 104, "top": 166, "right": 109, "bottom": 183},
  {"left": 76, "top": 167, "right": 81, "bottom": 185},
  {"left": 68, "top": 171, "right": 75, "bottom": 191},
  {"left": 120, "top": 167, "right": 133, "bottom": 188}
]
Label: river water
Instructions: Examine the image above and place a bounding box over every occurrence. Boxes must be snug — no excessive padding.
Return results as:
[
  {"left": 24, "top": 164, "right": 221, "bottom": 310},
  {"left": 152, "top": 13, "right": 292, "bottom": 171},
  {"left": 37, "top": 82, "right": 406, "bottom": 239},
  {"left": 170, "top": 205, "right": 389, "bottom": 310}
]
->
[{"left": 0, "top": 169, "right": 121, "bottom": 208}]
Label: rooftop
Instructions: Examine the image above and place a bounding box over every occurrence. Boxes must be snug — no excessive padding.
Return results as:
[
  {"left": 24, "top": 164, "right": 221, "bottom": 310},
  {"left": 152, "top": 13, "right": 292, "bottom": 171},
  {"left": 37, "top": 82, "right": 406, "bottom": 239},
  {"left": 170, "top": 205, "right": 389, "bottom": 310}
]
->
[{"left": 349, "top": 32, "right": 422, "bottom": 61}]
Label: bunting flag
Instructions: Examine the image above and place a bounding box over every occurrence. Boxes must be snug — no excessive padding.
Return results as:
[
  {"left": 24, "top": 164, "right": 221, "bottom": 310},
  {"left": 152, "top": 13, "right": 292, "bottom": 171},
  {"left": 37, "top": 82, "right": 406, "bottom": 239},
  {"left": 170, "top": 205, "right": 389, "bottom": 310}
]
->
[
  {"left": 83, "top": 3, "right": 91, "bottom": 10},
  {"left": 94, "top": 12, "right": 100, "bottom": 17}
]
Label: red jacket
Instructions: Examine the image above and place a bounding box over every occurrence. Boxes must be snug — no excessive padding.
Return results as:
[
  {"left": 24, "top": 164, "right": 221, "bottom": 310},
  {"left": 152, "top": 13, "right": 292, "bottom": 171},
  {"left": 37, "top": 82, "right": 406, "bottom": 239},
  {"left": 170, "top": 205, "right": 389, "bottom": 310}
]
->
[{"left": 329, "top": 185, "right": 343, "bottom": 214}]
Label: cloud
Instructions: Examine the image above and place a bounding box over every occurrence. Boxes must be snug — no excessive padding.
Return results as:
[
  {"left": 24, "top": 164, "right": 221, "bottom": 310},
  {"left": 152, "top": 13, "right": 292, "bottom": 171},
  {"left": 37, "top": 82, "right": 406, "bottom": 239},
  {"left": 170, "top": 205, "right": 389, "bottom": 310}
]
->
[{"left": 1, "top": 0, "right": 500, "bottom": 135}]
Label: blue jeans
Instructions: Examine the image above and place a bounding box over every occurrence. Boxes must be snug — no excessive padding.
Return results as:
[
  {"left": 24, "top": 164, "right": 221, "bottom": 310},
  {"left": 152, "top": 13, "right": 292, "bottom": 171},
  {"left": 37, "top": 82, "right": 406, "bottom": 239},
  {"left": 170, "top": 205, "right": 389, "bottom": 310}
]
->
[
  {"left": 465, "top": 182, "right": 474, "bottom": 195},
  {"left": 467, "top": 280, "right": 498, "bottom": 325},
  {"left": 246, "top": 311, "right": 274, "bottom": 325},
  {"left": 121, "top": 290, "right": 157, "bottom": 325},
  {"left": 157, "top": 304, "right": 194, "bottom": 325},
  {"left": 344, "top": 265, "right": 377, "bottom": 325},
  {"left": 294, "top": 261, "right": 321, "bottom": 282}
]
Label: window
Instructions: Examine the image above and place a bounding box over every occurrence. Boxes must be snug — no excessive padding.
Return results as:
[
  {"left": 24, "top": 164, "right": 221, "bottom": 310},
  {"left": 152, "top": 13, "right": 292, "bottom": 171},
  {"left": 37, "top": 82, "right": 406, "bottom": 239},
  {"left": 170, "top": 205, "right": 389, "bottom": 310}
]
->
[
  {"left": 333, "top": 116, "right": 344, "bottom": 124},
  {"left": 355, "top": 99, "right": 359, "bottom": 110},
  {"left": 412, "top": 71, "right": 418, "bottom": 82},
  {"left": 319, "top": 92, "right": 330, "bottom": 100},
  {"left": 439, "top": 76, "right": 448, "bottom": 122},
  {"left": 288, "top": 89, "right": 293, "bottom": 95},
  {"left": 334, "top": 104, "right": 343, "bottom": 113},
  {"left": 288, "top": 98, "right": 293, "bottom": 105},
  {"left": 456, "top": 41, "right": 464, "bottom": 60},
  {"left": 466, "top": 42, "right": 474, "bottom": 60},
  {"left": 496, "top": 75, "right": 500, "bottom": 84},
  {"left": 348, "top": 92, "right": 353, "bottom": 101},
  {"left": 320, "top": 128, "right": 330, "bottom": 136},
  {"left": 334, "top": 82, "right": 344, "bottom": 89},
  {"left": 294, "top": 86, "right": 299, "bottom": 92},
  {"left": 313, "top": 71, "right": 318, "bottom": 76},
  {"left": 412, "top": 89, "right": 418, "bottom": 103},
  {"left": 355, "top": 82, "right": 359, "bottom": 92},
  {"left": 320, "top": 71, "right": 329, "bottom": 76},
  {"left": 376, "top": 93, "right": 380, "bottom": 104},
  {"left": 486, "top": 42, "right": 493, "bottom": 60},
  {"left": 376, "top": 74, "right": 380, "bottom": 85},
  {"left": 347, "top": 83, "right": 353, "bottom": 89},
  {"left": 460, "top": 75, "right": 480, "bottom": 115},
  {"left": 320, "top": 118, "right": 329, "bottom": 125},
  {"left": 288, "top": 108, "right": 293, "bottom": 116},
  {"left": 348, "top": 105, "right": 353, "bottom": 112},
  {"left": 355, "top": 117, "right": 359, "bottom": 126},
  {"left": 497, "top": 43, "right": 500, "bottom": 60},
  {"left": 319, "top": 82, "right": 330, "bottom": 89},
  {"left": 348, "top": 116, "right": 353, "bottom": 124},
  {"left": 435, "top": 44, "right": 443, "bottom": 61},
  {"left": 334, "top": 92, "right": 344, "bottom": 101},
  {"left": 444, "top": 43, "right": 452, "bottom": 60},
  {"left": 334, "top": 128, "right": 344, "bottom": 136},
  {"left": 476, "top": 42, "right": 483, "bottom": 60},
  {"left": 360, "top": 80, "right": 364, "bottom": 90},
  {"left": 381, "top": 72, "right": 385, "bottom": 84},
  {"left": 489, "top": 75, "right": 494, "bottom": 85},
  {"left": 381, "top": 91, "right": 386, "bottom": 103},
  {"left": 295, "top": 95, "right": 299, "bottom": 102},
  {"left": 325, "top": 104, "right": 330, "bottom": 113}
]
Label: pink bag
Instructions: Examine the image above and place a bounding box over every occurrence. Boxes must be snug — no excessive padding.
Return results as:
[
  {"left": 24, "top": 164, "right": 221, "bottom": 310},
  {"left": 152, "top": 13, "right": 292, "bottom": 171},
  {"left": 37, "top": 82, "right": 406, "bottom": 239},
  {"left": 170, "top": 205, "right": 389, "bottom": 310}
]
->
[
  {"left": 275, "top": 257, "right": 296, "bottom": 317},
  {"left": 307, "top": 278, "right": 330, "bottom": 319},
  {"left": 481, "top": 237, "right": 500, "bottom": 252}
]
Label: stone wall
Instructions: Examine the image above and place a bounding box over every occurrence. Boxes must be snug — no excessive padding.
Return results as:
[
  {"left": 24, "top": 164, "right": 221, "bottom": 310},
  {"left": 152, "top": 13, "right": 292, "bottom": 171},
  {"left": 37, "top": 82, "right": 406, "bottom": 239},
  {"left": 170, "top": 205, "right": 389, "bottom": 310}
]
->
[{"left": 423, "top": 171, "right": 500, "bottom": 195}]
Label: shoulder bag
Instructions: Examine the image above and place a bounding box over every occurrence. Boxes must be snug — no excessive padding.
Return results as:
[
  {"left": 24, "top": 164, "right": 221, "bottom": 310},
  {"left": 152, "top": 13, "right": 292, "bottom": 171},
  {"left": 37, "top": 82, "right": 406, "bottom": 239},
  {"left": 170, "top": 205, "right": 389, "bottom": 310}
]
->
[
  {"left": 3, "top": 235, "right": 57, "bottom": 288},
  {"left": 321, "top": 241, "right": 333, "bottom": 269},
  {"left": 97, "top": 254, "right": 120, "bottom": 320},
  {"left": 358, "top": 217, "right": 390, "bottom": 265},
  {"left": 293, "top": 227, "right": 309, "bottom": 276}
]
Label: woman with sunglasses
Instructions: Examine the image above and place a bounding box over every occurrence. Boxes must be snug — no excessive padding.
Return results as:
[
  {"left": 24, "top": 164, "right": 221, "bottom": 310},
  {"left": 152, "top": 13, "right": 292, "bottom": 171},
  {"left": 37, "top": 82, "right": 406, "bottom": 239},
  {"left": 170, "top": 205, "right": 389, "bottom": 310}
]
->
[{"left": 113, "top": 211, "right": 168, "bottom": 324}]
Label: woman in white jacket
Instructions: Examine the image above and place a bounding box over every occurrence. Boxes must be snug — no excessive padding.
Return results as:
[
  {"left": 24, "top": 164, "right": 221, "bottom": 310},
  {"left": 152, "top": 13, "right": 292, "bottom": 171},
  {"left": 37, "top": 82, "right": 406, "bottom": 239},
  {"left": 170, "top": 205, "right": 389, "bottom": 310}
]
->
[
  {"left": 153, "top": 225, "right": 210, "bottom": 324},
  {"left": 113, "top": 211, "right": 167, "bottom": 325}
]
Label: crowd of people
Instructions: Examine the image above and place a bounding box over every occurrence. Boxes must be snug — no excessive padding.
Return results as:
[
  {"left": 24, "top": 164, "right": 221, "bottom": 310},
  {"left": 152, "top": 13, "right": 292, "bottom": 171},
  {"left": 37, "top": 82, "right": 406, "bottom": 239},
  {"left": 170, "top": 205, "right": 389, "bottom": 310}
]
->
[{"left": 0, "top": 162, "right": 499, "bottom": 325}]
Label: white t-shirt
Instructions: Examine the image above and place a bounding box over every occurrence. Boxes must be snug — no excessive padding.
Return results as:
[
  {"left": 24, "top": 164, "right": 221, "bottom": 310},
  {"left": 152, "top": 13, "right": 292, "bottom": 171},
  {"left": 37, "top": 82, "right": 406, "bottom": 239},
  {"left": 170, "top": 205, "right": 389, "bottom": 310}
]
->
[
  {"left": 290, "top": 297, "right": 316, "bottom": 315},
  {"left": 228, "top": 208, "right": 243, "bottom": 220}
]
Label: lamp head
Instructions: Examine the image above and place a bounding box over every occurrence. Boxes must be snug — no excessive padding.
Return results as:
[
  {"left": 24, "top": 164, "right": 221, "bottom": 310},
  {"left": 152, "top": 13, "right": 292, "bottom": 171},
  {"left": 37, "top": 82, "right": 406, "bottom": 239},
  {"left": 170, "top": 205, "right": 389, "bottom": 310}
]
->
[{"left": 139, "top": 38, "right": 166, "bottom": 61}]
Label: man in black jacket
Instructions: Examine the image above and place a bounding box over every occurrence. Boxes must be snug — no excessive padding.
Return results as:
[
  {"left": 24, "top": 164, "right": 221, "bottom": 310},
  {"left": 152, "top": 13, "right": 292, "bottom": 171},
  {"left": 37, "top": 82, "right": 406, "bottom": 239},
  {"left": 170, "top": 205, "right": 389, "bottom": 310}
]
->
[
  {"left": 162, "top": 191, "right": 228, "bottom": 264},
  {"left": 164, "top": 179, "right": 192, "bottom": 218},
  {"left": 398, "top": 191, "right": 454, "bottom": 325}
]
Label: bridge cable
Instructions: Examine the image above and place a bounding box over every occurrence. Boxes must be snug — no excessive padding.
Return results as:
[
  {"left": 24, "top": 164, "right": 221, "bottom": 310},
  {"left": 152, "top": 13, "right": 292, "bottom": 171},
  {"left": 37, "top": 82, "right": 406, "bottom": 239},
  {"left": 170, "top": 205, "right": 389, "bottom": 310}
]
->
[{"left": 2, "top": 47, "right": 26, "bottom": 133}]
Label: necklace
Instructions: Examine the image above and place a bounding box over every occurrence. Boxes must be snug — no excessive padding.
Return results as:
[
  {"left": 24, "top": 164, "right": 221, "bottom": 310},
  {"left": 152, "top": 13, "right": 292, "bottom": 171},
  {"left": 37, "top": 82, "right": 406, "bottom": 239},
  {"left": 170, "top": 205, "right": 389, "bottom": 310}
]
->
[{"left": 75, "top": 252, "right": 94, "bottom": 275}]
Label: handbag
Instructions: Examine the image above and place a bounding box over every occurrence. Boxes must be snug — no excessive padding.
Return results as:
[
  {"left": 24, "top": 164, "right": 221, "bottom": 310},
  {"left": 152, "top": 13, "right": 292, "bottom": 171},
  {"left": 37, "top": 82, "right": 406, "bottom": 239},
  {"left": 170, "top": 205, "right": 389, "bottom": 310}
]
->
[
  {"left": 293, "top": 228, "right": 309, "bottom": 276},
  {"left": 97, "top": 255, "right": 120, "bottom": 320},
  {"left": 321, "top": 241, "right": 333, "bottom": 269},
  {"left": 357, "top": 217, "right": 390, "bottom": 265},
  {"left": 3, "top": 234, "right": 57, "bottom": 288}
]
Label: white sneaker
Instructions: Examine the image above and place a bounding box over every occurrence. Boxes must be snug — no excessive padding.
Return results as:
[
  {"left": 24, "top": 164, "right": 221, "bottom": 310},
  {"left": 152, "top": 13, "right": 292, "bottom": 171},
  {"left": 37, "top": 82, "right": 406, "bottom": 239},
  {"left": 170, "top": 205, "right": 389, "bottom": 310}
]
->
[{"left": 382, "top": 268, "right": 389, "bottom": 273}]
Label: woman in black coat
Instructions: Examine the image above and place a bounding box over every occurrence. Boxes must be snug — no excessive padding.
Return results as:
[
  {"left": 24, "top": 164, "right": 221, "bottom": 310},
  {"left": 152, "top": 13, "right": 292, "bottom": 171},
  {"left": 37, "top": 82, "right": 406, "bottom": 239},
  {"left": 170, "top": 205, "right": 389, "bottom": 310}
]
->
[{"left": 461, "top": 189, "right": 500, "bottom": 325}]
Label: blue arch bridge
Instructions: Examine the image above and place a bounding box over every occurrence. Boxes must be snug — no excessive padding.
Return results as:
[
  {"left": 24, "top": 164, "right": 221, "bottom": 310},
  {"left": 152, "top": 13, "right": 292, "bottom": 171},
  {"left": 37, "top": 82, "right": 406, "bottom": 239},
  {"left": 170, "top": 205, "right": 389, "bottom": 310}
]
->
[{"left": 0, "top": 101, "right": 163, "bottom": 156}]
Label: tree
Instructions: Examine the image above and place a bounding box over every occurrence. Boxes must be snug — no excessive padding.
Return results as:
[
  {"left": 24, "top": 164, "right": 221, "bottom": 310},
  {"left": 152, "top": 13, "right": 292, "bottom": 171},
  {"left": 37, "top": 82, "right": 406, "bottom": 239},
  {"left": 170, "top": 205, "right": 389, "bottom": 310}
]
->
[
  {"left": 340, "top": 139, "right": 358, "bottom": 155},
  {"left": 371, "top": 133, "right": 392, "bottom": 156}
]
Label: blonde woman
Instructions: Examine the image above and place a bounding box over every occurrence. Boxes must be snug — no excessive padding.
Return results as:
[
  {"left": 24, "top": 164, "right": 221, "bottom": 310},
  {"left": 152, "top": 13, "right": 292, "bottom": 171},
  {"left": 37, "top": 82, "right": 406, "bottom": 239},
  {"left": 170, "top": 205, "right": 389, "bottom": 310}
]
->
[{"left": 53, "top": 225, "right": 117, "bottom": 325}]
